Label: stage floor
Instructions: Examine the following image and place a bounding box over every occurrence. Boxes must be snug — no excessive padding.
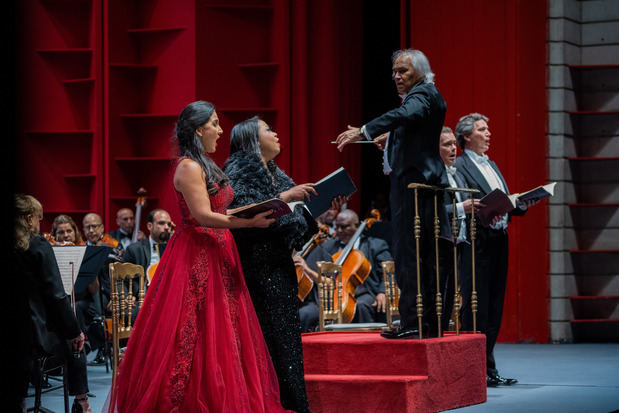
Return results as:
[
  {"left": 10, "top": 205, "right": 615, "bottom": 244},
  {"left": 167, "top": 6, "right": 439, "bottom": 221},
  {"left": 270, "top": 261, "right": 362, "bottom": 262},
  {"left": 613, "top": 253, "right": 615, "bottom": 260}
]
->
[{"left": 28, "top": 342, "right": 619, "bottom": 412}]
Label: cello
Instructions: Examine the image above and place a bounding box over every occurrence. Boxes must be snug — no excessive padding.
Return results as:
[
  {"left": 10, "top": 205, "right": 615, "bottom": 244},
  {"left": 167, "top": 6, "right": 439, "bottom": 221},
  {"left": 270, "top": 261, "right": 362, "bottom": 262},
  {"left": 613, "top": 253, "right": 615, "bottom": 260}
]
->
[
  {"left": 330, "top": 223, "right": 371, "bottom": 323},
  {"left": 329, "top": 210, "right": 382, "bottom": 323},
  {"left": 132, "top": 187, "right": 147, "bottom": 243}
]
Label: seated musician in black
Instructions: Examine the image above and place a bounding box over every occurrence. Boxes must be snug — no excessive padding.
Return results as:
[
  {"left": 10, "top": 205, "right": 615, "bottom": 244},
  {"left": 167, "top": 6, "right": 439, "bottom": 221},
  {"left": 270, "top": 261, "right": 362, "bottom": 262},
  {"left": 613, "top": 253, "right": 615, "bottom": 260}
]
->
[
  {"left": 76, "top": 213, "right": 117, "bottom": 365},
  {"left": 320, "top": 209, "right": 393, "bottom": 323},
  {"left": 13, "top": 194, "right": 91, "bottom": 413},
  {"left": 123, "top": 208, "right": 172, "bottom": 276}
]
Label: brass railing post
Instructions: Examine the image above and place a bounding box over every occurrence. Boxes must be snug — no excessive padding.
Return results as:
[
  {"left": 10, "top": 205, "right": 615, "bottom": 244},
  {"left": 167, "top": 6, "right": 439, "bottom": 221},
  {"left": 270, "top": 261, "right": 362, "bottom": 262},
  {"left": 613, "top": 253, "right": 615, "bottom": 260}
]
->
[
  {"left": 413, "top": 187, "right": 424, "bottom": 339},
  {"left": 470, "top": 198, "right": 478, "bottom": 333},
  {"left": 433, "top": 190, "right": 442, "bottom": 338},
  {"left": 451, "top": 196, "right": 460, "bottom": 336}
]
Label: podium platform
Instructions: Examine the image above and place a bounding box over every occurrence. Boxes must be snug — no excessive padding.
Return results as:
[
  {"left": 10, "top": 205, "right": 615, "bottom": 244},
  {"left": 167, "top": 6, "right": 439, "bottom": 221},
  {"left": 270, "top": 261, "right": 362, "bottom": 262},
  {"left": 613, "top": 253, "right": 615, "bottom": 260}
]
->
[{"left": 302, "top": 331, "right": 486, "bottom": 413}]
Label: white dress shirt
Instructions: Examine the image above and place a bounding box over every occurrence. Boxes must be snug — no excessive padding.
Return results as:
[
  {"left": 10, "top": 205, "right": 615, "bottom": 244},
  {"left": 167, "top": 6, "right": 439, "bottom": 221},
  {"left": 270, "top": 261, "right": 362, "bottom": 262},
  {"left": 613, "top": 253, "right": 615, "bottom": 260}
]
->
[
  {"left": 445, "top": 165, "right": 467, "bottom": 243},
  {"left": 148, "top": 236, "right": 161, "bottom": 266},
  {"left": 464, "top": 149, "right": 508, "bottom": 230}
]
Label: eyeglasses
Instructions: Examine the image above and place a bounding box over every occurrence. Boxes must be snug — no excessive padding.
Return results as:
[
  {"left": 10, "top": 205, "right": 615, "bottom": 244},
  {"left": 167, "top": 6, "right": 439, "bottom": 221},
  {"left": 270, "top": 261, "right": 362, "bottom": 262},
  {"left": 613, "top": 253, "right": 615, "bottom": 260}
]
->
[
  {"left": 335, "top": 224, "right": 353, "bottom": 230},
  {"left": 84, "top": 224, "right": 102, "bottom": 231}
]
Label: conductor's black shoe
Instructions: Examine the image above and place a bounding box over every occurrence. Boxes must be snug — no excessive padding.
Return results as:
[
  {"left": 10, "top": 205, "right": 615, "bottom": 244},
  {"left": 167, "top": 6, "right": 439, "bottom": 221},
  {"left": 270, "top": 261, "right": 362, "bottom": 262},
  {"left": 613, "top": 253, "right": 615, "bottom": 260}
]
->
[
  {"left": 380, "top": 326, "right": 419, "bottom": 339},
  {"left": 487, "top": 372, "right": 518, "bottom": 386},
  {"left": 87, "top": 349, "right": 105, "bottom": 366}
]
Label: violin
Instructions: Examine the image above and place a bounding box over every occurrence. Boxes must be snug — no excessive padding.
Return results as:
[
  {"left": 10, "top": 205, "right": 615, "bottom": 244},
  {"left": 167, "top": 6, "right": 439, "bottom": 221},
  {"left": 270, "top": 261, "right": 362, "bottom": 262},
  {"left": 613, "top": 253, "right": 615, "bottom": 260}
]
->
[
  {"left": 365, "top": 209, "right": 381, "bottom": 227},
  {"left": 295, "top": 231, "right": 329, "bottom": 301},
  {"left": 329, "top": 212, "right": 381, "bottom": 323},
  {"left": 132, "top": 187, "right": 147, "bottom": 243},
  {"left": 43, "top": 232, "right": 56, "bottom": 244},
  {"left": 43, "top": 232, "right": 86, "bottom": 246},
  {"left": 99, "top": 233, "right": 119, "bottom": 248}
]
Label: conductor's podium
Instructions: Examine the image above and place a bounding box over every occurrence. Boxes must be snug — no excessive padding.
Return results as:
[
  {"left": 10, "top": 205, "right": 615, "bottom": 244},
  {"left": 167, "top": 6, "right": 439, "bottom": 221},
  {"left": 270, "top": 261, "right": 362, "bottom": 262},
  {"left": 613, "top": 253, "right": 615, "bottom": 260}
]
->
[{"left": 302, "top": 331, "right": 486, "bottom": 413}]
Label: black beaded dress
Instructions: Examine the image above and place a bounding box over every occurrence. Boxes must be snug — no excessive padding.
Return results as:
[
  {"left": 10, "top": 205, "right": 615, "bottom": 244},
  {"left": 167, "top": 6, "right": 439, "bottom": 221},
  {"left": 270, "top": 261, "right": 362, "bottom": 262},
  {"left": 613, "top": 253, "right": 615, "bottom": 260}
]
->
[{"left": 224, "top": 151, "right": 317, "bottom": 413}]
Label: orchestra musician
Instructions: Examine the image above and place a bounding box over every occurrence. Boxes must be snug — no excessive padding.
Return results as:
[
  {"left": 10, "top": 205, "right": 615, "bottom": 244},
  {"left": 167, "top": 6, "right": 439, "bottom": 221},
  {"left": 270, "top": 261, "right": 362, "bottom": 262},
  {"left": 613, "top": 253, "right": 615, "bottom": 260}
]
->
[
  {"left": 77, "top": 213, "right": 117, "bottom": 365},
  {"left": 123, "top": 208, "right": 172, "bottom": 294},
  {"left": 296, "top": 235, "right": 334, "bottom": 333},
  {"left": 108, "top": 208, "right": 145, "bottom": 250},
  {"left": 13, "top": 195, "right": 92, "bottom": 413},
  {"left": 51, "top": 214, "right": 86, "bottom": 245},
  {"left": 320, "top": 209, "right": 393, "bottom": 323},
  {"left": 123, "top": 208, "right": 172, "bottom": 272}
]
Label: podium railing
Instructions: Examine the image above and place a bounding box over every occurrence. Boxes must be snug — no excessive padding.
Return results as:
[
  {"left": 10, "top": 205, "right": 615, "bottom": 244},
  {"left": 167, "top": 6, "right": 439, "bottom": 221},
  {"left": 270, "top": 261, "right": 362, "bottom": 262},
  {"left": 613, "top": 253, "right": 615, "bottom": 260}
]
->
[{"left": 407, "top": 183, "right": 480, "bottom": 339}]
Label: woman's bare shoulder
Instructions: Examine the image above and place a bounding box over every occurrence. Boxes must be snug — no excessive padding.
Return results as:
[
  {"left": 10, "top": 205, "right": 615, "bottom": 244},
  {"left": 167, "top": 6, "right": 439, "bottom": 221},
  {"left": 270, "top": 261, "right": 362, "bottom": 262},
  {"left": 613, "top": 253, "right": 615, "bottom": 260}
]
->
[{"left": 174, "top": 158, "right": 205, "bottom": 189}]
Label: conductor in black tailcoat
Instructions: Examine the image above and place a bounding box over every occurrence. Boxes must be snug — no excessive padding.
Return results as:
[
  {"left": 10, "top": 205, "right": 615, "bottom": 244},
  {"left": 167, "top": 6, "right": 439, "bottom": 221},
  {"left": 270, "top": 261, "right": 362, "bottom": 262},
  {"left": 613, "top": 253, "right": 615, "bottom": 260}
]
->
[
  {"left": 454, "top": 113, "right": 536, "bottom": 387},
  {"left": 336, "top": 49, "right": 448, "bottom": 338}
]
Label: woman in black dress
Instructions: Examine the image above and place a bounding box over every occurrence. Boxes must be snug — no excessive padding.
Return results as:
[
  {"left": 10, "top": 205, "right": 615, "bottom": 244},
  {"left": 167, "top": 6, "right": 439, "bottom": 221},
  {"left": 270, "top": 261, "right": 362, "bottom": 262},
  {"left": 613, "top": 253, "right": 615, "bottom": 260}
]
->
[{"left": 223, "top": 116, "right": 318, "bottom": 413}]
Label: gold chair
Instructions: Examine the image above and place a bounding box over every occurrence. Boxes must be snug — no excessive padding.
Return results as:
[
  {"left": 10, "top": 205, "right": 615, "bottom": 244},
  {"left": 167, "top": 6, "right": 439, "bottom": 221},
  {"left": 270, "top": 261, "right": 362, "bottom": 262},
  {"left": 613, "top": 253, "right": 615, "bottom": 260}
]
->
[
  {"left": 382, "top": 261, "right": 400, "bottom": 329},
  {"left": 316, "top": 261, "right": 387, "bottom": 332},
  {"left": 108, "top": 262, "right": 145, "bottom": 387},
  {"left": 316, "top": 261, "right": 342, "bottom": 330}
]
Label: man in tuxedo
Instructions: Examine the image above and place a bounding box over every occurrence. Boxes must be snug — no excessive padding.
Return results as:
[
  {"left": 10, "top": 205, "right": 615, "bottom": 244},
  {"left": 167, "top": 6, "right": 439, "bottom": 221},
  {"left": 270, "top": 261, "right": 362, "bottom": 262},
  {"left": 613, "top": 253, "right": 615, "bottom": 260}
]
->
[
  {"left": 123, "top": 209, "right": 172, "bottom": 274},
  {"left": 454, "top": 113, "right": 534, "bottom": 386},
  {"left": 336, "top": 49, "right": 447, "bottom": 338},
  {"left": 79, "top": 213, "right": 114, "bottom": 365},
  {"left": 437, "top": 127, "right": 482, "bottom": 332},
  {"left": 108, "top": 208, "right": 137, "bottom": 250},
  {"left": 320, "top": 209, "right": 393, "bottom": 323}
]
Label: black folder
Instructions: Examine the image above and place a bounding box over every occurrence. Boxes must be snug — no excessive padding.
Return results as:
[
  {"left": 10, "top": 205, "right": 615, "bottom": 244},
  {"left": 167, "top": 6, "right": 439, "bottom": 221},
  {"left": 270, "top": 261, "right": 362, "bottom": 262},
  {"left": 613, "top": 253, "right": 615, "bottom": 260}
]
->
[{"left": 305, "top": 167, "right": 357, "bottom": 217}]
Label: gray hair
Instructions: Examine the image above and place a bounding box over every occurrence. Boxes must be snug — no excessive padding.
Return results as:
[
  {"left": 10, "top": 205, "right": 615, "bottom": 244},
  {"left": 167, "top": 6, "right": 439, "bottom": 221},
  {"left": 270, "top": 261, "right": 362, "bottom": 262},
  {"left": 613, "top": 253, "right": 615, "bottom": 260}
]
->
[
  {"left": 455, "top": 113, "right": 489, "bottom": 149},
  {"left": 337, "top": 209, "right": 359, "bottom": 224},
  {"left": 441, "top": 126, "right": 453, "bottom": 135},
  {"left": 230, "top": 116, "right": 262, "bottom": 156},
  {"left": 392, "top": 49, "right": 435, "bottom": 84}
]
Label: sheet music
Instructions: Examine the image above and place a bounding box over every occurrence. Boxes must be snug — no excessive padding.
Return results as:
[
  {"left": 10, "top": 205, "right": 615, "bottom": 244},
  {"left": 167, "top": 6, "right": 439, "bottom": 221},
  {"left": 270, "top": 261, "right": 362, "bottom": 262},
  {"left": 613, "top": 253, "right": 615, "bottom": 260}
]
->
[{"left": 52, "top": 245, "right": 87, "bottom": 295}]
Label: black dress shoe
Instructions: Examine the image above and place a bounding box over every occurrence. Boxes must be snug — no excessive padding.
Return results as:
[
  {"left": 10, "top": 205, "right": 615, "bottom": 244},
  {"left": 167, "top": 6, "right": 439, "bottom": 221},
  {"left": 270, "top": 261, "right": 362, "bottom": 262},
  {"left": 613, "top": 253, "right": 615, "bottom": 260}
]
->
[
  {"left": 380, "top": 326, "right": 419, "bottom": 339},
  {"left": 87, "top": 349, "right": 106, "bottom": 366},
  {"left": 487, "top": 372, "right": 518, "bottom": 386}
]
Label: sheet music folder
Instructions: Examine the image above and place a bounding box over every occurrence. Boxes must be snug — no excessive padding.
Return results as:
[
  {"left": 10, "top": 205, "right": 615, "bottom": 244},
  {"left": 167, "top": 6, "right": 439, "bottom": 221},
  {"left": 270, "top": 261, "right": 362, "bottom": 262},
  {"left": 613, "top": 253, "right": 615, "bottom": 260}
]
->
[
  {"left": 305, "top": 167, "right": 357, "bottom": 217},
  {"left": 53, "top": 245, "right": 113, "bottom": 295}
]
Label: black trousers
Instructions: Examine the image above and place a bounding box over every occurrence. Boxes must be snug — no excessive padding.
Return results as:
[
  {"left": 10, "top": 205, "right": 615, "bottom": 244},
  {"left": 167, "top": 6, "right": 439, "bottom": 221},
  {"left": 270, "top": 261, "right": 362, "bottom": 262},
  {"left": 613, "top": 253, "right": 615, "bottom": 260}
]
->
[
  {"left": 30, "top": 341, "right": 89, "bottom": 397},
  {"left": 438, "top": 239, "right": 466, "bottom": 333},
  {"left": 353, "top": 291, "right": 387, "bottom": 323},
  {"left": 460, "top": 228, "right": 509, "bottom": 375},
  {"left": 298, "top": 299, "right": 319, "bottom": 333},
  {"left": 390, "top": 171, "right": 440, "bottom": 335}
]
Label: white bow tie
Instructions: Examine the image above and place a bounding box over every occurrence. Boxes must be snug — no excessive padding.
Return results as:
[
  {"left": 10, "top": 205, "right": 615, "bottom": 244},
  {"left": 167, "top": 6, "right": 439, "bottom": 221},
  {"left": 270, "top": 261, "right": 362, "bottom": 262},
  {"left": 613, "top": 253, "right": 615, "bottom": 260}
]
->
[
  {"left": 477, "top": 153, "right": 490, "bottom": 165},
  {"left": 446, "top": 166, "right": 457, "bottom": 177}
]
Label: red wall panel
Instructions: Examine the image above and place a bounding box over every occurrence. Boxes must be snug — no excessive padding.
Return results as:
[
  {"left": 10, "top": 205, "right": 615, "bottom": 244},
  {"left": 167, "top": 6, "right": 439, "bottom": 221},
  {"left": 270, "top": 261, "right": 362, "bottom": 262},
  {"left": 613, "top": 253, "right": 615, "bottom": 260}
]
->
[{"left": 404, "top": 0, "right": 548, "bottom": 342}]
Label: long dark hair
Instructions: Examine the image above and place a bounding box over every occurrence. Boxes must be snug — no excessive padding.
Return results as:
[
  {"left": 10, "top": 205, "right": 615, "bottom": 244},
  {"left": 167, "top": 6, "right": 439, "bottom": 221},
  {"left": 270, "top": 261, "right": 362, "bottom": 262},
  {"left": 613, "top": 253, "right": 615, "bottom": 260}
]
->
[
  {"left": 175, "top": 101, "right": 228, "bottom": 194},
  {"left": 230, "top": 116, "right": 261, "bottom": 155}
]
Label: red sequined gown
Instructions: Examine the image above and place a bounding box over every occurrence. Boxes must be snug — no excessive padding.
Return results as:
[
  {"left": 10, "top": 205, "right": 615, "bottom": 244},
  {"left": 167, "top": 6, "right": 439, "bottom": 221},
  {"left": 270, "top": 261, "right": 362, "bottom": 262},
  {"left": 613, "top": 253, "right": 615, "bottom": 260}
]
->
[{"left": 108, "top": 184, "right": 289, "bottom": 413}]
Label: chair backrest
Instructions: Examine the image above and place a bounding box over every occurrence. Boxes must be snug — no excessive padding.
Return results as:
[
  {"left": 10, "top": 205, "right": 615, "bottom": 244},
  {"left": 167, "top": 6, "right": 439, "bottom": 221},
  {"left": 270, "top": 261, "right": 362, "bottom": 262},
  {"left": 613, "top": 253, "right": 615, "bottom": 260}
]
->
[
  {"left": 316, "top": 261, "right": 343, "bottom": 331},
  {"left": 381, "top": 261, "right": 400, "bottom": 328},
  {"left": 108, "top": 262, "right": 145, "bottom": 384}
]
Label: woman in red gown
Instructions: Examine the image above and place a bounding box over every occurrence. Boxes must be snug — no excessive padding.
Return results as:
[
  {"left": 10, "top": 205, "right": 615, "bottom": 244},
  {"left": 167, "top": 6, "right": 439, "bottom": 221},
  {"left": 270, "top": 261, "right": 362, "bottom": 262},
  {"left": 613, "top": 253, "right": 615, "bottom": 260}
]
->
[{"left": 108, "top": 101, "right": 289, "bottom": 412}]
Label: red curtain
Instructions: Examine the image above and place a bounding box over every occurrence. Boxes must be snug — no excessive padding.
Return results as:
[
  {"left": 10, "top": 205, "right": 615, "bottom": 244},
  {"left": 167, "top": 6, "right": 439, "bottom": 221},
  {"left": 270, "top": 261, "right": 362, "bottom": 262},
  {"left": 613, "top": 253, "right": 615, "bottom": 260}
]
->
[{"left": 289, "top": 0, "right": 364, "bottom": 212}]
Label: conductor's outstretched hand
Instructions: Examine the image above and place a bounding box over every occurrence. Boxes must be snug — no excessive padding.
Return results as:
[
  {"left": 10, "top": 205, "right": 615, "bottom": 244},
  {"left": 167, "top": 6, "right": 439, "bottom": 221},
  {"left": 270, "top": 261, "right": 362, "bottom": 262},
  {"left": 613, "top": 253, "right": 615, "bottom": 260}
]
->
[{"left": 336, "top": 125, "right": 362, "bottom": 151}]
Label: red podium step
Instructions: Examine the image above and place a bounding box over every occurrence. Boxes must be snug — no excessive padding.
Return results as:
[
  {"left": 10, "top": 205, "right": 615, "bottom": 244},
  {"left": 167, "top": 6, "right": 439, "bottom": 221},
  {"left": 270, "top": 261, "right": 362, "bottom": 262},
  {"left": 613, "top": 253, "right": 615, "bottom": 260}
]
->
[{"left": 302, "top": 331, "right": 486, "bottom": 413}]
